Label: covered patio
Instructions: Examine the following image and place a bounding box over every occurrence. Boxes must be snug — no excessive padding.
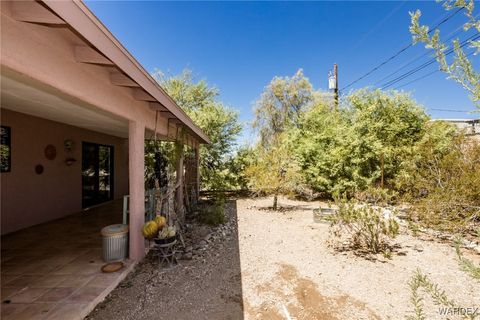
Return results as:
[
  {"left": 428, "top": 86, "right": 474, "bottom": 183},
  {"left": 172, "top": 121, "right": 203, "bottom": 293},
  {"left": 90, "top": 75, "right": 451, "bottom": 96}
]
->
[
  {"left": 1, "top": 0, "right": 209, "bottom": 319},
  {"left": 1, "top": 201, "right": 135, "bottom": 320}
]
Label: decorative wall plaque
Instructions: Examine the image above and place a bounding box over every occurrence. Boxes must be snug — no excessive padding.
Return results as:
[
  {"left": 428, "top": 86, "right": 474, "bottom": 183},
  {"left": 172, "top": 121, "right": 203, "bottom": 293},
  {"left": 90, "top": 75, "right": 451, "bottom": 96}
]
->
[
  {"left": 35, "top": 164, "right": 44, "bottom": 175},
  {"left": 45, "top": 144, "right": 57, "bottom": 160},
  {"left": 64, "top": 139, "right": 74, "bottom": 152}
]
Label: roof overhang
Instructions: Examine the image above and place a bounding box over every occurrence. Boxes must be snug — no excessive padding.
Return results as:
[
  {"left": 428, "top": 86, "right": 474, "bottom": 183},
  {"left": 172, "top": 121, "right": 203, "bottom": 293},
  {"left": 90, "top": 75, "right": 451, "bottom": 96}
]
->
[{"left": 22, "top": 0, "right": 210, "bottom": 144}]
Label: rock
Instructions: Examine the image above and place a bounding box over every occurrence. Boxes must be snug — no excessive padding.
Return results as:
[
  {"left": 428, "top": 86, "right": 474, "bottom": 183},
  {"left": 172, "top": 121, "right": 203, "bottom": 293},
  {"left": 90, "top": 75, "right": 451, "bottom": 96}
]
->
[
  {"left": 475, "top": 246, "right": 480, "bottom": 255},
  {"left": 382, "top": 209, "right": 393, "bottom": 220},
  {"left": 175, "top": 252, "right": 183, "bottom": 260},
  {"left": 462, "top": 240, "right": 477, "bottom": 249},
  {"left": 181, "top": 252, "right": 193, "bottom": 260},
  {"left": 413, "top": 244, "right": 424, "bottom": 252},
  {"left": 184, "top": 245, "right": 193, "bottom": 253}
]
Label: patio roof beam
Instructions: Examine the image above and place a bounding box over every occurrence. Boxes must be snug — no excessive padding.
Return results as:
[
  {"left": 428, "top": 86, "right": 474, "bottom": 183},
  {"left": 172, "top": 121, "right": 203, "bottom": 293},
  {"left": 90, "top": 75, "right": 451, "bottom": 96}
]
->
[
  {"left": 159, "top": 111, "right": 173, "bottom": 116},
  {"left": 9, "top": 1, "right": 66, "bottom": 25},
  {"left": 132, "top": 88, "right": 155, "bottom": 102},
  {"left": 148, "top": 102, "right": 168, "bottom": 112},
  {"left": 110, "top": 71, "right": 140, "bottom": 87},
  {"left": 74, "top": 46, "right": 114, "bottom": 66}
]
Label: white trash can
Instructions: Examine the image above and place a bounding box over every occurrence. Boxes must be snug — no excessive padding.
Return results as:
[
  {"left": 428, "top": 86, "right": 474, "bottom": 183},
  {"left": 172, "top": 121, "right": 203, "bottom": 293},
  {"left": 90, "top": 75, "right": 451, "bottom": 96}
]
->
[{"left": 101, "top": 224, "right": 129, "bottom": 262}]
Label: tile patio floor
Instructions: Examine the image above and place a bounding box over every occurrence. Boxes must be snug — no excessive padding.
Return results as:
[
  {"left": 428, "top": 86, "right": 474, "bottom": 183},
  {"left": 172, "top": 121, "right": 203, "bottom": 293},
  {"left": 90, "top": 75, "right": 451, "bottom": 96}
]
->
[{"left": 1, "top": 200, "right": 135, "bottom": 320}]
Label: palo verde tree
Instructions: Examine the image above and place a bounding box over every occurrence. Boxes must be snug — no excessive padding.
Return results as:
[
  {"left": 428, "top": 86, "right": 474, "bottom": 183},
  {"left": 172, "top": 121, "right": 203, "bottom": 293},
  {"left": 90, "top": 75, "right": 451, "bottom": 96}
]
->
[
  {"left": 253, "top": 69, "right": 314, "bottom": 147},
  {"left": 152, "top": 69, "right": 242, "bottom": 190},
  {"left": 245, "top": 135, "right": 303, "bottom": 210},
  {"left": 247, "top": 70, "right": 313, "bottom": 208},
  {"left": 410, "top": 0, "right": 480, "bottom": 107}
]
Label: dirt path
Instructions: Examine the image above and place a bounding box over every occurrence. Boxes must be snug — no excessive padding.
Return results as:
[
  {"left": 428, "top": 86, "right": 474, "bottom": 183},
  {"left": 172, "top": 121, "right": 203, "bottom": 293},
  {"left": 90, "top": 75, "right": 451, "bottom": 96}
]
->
[{"left": 88, "top": 197, "right": 480, "bottom": 320}]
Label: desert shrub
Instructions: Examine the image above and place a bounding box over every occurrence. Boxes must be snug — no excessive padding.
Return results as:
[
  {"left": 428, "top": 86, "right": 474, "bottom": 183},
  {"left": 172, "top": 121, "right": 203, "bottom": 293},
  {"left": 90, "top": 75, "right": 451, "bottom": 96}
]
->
[
  {"left": 327, "top": 201, "right": 399, "bottom": 254},
  {"left": 355, "top": 186, "right": 398, "bottom": 206},
  {"left": 198, "top": 196, "right": 225, "bottom": 226},
  {"left": 407, "top": 269, "right": 478, "bottom": 320},
  {"left": 398, "top": 122, "right": 480, "bottom": 233},
  {"left": 454, "top": 238, "right": 480, "bottom": 280}
]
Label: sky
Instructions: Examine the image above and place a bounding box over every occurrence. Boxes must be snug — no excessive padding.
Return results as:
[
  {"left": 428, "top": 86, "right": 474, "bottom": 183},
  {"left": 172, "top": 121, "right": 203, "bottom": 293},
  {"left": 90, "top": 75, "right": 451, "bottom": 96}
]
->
[{"left": 85, "top": 1, "right": 479, "bottom": 144}]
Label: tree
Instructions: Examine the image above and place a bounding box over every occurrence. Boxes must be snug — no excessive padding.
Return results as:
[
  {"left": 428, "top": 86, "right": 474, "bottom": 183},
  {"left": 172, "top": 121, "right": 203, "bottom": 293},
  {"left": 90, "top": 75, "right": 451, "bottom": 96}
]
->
[
  {"left": 152, "top": 69, "right": 242, "bottom": 190},
  {"left": 224, "top": 146, "right": 256, "bottom": 191},
  {"left": 247, "top": 70, "right": 313, "bottom": 208},
  {"left": 253, "top": 69, "right": 314, "bottom": 146},
  {"left": 288, "top": 100, "right": 357, "bottom": 196},
  {"left": 410, "top": 0, "right": 480, "bottom": 107},
  {"left": 290, "top": 89, "right": 429, "bottom": 196},
  {"left": 245, "top": 135, "right": 303, "bottom": 209}
]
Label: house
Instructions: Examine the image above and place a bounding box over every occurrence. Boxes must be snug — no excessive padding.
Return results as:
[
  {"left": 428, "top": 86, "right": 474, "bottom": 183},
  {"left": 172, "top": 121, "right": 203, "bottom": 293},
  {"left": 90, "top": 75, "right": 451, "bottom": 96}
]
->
[
  {"left": 1, "top": 1, "right": 209, "bottom": 318},
  {"left": 432, "top": 118, "right": 480, "bottom": 137}
]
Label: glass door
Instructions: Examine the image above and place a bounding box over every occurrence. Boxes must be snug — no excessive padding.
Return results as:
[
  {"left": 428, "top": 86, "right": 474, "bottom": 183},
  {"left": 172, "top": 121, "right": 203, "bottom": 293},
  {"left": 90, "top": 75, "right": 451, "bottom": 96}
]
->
[{"left": 82, "top": 142, "right": 114, "bottom": 208}]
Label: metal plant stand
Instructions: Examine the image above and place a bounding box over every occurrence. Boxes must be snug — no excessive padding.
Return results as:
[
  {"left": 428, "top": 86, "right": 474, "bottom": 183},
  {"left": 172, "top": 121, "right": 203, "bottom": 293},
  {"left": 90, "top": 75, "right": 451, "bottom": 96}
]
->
[{"left": 154, "top": 239, "right": 178, "bottom": 266}]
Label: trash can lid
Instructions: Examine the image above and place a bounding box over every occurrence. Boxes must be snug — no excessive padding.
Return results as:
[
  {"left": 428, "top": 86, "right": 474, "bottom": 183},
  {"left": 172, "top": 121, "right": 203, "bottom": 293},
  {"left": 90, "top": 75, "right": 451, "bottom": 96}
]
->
[{"left": 101, "top": 224, "right": 129, "bottom": 237}]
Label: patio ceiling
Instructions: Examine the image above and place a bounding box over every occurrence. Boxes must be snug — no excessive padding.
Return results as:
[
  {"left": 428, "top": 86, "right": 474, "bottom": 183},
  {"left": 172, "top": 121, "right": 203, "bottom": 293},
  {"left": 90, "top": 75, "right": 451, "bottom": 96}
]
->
[{"left": 1, "top": 69, "right": 129, "bottom": 138}]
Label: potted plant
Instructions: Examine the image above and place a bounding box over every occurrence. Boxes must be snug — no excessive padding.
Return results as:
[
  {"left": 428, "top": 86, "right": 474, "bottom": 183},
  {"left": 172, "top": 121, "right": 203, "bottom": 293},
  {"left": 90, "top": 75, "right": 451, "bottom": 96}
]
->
[{"left": 154, "top": 225, "right": 176, "bottom": 245}]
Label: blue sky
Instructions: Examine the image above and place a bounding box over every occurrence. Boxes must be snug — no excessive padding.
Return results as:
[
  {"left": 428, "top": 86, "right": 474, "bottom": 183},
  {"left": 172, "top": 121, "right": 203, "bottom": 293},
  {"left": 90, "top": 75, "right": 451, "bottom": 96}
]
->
[{"left": 86, "top": 1, "right": 479, "bottom": 143}]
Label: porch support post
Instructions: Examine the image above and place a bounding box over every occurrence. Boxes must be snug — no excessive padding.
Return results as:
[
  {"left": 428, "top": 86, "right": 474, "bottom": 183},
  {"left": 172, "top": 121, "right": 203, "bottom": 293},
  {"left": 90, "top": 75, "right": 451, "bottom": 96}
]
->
[
  {"left": 129, "top": 120, "right": 145, "bottom": 261},
  {"left": 194, "top": 145, "right": 200, "bottom": 200},
  {"left": 176, "top": 142, "right": 185, "bottom": 219}
]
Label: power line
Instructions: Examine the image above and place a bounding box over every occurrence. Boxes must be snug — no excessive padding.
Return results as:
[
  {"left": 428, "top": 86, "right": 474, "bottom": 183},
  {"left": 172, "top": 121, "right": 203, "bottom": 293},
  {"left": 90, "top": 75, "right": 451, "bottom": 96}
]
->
[
  {"left": 428, "top": 108, "right": 477, "bottom": 113},
  {"left": 374, "top": 16, "right": 473, "bottom": 86},
  {"left": 392, "top": 69, "right": 440, "bottom": 90},
  {"left": 341, "top": 6, "right": 464, "bottom": 92},
  {"left": 380, "top": 33, "right": 480, "bottom": 89},
  {"left": 391, "top": 44, "right": 477, "bottom": 90},
  {"left": 381, "top": 36, "right": 478, "bottom": 89}
]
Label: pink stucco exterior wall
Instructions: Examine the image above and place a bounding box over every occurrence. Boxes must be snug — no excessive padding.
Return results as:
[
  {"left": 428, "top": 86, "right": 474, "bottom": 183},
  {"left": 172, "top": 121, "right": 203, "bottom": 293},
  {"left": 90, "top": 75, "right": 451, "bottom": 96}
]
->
[{"left": 0, "top": 109, "right": 129, "bottom": 235}]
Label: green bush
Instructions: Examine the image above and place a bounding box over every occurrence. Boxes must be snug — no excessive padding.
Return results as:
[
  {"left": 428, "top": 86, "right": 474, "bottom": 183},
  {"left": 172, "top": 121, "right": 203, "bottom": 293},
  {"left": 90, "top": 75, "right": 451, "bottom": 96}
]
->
[
  {"left": 289, "top": 89, "right": 428, "bottom": 197},
  {"left": 198, "top": 196, "right": 226, "bottom": 226},
  {"left": 328, "top": 200, "right": 399, "bottom": 254},
  {"left": 153, "top": 69, "right": 242, "bottom": 191}
]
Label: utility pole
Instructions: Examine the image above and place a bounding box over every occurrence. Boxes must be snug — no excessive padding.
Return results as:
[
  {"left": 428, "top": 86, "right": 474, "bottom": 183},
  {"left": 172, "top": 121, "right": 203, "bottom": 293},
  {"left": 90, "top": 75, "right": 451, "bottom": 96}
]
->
[
  {"left": 380, "top": 153, "right": 384, "bottom": 189},
  {"left": 334, "top": 63, "right": 338, "bottom": 108},
  {"left": 328, "top": 63, "right": 339, "bottom": 110}
]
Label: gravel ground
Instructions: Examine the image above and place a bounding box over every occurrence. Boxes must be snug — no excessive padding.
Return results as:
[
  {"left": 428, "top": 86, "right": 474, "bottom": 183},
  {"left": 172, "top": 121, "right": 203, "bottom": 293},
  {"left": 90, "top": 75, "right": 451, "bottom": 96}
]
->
[{"left": 87, "top": 196, "right": 480, "bottom": 320}]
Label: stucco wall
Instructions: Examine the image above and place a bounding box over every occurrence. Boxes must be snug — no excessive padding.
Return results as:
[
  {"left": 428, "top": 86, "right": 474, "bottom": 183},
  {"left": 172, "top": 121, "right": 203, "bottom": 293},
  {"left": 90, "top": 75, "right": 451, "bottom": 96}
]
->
[{"left": 0, "top": 109, "right": 129, "bottom": 235}]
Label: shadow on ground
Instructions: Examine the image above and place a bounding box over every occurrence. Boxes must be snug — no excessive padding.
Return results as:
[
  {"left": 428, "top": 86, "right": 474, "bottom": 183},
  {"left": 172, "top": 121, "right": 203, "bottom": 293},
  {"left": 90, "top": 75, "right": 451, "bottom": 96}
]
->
[
  {"left": 257, "top": 204, "right": 316, "bottom": 212},
  {"left": 87, "top": 199, "right": 244, "bottom": 320}
]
